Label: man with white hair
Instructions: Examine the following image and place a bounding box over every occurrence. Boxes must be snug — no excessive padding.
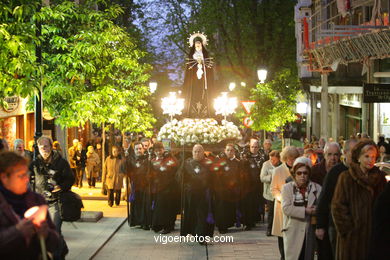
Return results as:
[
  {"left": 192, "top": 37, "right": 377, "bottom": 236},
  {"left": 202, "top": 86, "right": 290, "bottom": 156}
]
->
[
  {"left": 13, "top": 139, "right": 32, "bottom": 161},
  {"left": 309, "top": 142, "right": 340, "bottom": 260},
  {"left": 315, "top": 139, "right": 358, "bottom": 259},
  {"left": 310, "top": 142, "right": 341, "bottom": 186},
  {"left": 179, "top": 144, "right": 214, "bottom": 244},
  {"left": 241, "top": 138, "right": 267, "bottom": 230}
]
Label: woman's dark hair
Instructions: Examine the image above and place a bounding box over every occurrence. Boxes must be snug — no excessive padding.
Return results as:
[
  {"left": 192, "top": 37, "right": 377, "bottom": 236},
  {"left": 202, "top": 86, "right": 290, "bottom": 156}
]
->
[
  {"left": 351, "top": 139, "right": 378, "bottom": 164},
  {"left": 0, "top": 152, "right": 27, "bottom": 177},
  {"left": 188, "top": 41, "right": 209, "bottom": 59},
  {"left": 291, "top": 162, "right": 311, "bottom": 177},
  {"left": 0, "top": 138, "right": 4, "bottom": 151}
]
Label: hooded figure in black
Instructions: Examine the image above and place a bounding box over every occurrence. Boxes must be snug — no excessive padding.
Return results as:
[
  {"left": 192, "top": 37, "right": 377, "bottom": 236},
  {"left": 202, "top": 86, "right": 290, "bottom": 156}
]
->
[
  {"left": 213, "top": 144, "right": 242, "bottom": 233},
  {"left": 125, "top": 142, "right": 151, "bottom": 229},
  {"left": 182, "top": 34, "right": 214, "bottom": 118},
  {"left": 179, "top": 144, "right": 215, "bottom": 243},
  {"left": 240, "top": 138, "right": 267, "bottom": 230},
  {"left": 150, "top": 142, "right": 179, "bottom": 234}
]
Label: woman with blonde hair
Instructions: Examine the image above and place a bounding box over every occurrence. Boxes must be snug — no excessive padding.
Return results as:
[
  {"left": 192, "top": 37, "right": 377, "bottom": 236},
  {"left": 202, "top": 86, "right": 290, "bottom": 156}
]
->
[
  {"left": 332, "top": 140, "right": 386, "bottom": 260},
  {"left": 271, "top": 146, "right": 300, "bottom": 260}
]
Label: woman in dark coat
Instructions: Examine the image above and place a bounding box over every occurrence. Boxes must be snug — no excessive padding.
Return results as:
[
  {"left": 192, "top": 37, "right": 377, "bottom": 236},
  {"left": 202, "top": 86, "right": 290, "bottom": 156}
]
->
[
  {"left": 332, "top": 140, "right": 386, "bottom": 260},
  {"left": 0, "top": 152, "right": 59, "bottom": 259}
]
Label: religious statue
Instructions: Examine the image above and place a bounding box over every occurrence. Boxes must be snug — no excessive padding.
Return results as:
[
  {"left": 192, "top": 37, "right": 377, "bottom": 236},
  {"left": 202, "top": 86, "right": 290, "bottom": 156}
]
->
[{"left": 182, "top": 32, "right": 214, "bottom": 118}]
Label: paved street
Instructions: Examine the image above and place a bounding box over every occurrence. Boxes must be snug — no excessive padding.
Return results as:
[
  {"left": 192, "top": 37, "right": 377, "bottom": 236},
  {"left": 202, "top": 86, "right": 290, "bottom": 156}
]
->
[
  {"left": 93, "top": 222, "right": 279, "bottom": 260},
  {"left": 62, "top": 182, "right": 279, "bottom": 260}
]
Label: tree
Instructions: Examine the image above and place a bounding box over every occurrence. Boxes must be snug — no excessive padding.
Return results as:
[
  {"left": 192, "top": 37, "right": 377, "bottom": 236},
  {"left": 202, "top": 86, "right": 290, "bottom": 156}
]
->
[
  {"left": 0, "top": 0, "right": 155, "bottom": 134},
  {"left": 0, "top": 0, "right": 40, "bottom": 100},
  {"left": 249, "top": 69, "right": 300, "bottom": 132},
  {"left": 140, "top": 0, "right": 297, "bottom": 85}
]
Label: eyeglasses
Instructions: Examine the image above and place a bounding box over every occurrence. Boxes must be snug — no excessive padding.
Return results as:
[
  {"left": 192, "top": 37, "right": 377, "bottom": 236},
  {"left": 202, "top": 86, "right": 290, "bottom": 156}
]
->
[{"left": 295, "top": 171, "right": 309, "bottom": 176}]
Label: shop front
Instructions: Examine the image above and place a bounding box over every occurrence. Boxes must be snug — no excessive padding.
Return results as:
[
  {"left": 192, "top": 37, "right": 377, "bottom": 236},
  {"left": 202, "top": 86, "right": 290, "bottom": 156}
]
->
[{"left": 339, "top": 93, "right": 362, "bottom": 138}]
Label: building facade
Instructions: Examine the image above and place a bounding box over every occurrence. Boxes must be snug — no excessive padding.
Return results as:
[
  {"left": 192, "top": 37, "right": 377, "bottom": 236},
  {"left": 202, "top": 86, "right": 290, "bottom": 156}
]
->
[{"left": 295, "top": 0, "right": 390, "bottom": 142}]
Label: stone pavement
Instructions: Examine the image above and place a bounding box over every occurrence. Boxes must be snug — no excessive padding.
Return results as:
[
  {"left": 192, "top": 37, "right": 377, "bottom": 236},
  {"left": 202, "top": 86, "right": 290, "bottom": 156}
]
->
[
  {"left": 62, "top": 200, "right": 127, "bottom": 260},
  {"left": 63, "top": 182, "right": 279, "bottom": 260},
  {"left": 93, "top": 222, "right": 279, "bottom": 260}
]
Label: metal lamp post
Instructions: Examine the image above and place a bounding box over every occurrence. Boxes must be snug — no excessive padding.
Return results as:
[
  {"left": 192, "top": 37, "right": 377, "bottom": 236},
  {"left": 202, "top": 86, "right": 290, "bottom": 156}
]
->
[
  {"left": 257, "top": 69, "right": 268, "bottom": 142},
  {"left": 149, "top": 82, "right": 158, "bottom": 93}
]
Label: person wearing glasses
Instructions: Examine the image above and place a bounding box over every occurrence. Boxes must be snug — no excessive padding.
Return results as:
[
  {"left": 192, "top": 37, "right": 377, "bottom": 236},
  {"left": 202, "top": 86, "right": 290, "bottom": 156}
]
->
[{"left": 281, "top": 162, "right": 321, "bottom": 260}]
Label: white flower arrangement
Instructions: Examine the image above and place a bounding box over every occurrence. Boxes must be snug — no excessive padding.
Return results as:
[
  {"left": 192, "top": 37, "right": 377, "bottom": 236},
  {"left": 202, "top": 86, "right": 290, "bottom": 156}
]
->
[{"left": 157, "top": 118, "right": 241, "bottom": 145}]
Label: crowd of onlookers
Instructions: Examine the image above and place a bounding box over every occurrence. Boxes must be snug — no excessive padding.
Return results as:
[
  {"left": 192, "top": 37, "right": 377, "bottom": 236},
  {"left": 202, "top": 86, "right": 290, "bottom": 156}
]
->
[{"left": 0, "top": 132, "right": 389, "bottom": 259}]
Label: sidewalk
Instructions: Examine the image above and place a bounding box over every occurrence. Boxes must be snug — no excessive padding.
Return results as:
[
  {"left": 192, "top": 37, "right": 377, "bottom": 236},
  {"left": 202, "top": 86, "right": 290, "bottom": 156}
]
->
[{"left": 63, "top": 181, "right": 128, "bottom": 260}]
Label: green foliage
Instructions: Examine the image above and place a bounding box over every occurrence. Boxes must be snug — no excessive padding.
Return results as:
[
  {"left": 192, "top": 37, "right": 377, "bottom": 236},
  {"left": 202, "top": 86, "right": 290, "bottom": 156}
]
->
[
  {"left": 250, "top": 69, "right": 300, "bottom": 132},
  {"left": 143, "top": 0, "right": 297, "bottom": 85},
  {"left": 0, "top": 0, "right": 155, "bottom": 133},
  {"left": 0, "top": 1, "right": 40, "bottom": 98}
]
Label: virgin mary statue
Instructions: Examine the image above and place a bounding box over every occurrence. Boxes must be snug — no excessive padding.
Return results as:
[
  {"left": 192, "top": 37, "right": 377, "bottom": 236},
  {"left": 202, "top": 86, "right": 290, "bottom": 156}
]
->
[{"left": 182, "top": 32, "right": 214, "bottom": 118}]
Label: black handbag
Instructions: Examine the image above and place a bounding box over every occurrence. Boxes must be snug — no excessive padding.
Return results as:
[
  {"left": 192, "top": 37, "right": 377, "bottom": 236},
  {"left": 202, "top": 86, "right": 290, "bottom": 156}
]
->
[{"left": 59, "top": 190, "right": 84, "bottom": 222}]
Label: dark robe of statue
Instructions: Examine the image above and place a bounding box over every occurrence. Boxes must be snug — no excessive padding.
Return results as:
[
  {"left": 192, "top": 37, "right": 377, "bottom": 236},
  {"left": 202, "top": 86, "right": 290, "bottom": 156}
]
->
[{"left": 182, "top": 40, "right": 214, "bottom": 118}]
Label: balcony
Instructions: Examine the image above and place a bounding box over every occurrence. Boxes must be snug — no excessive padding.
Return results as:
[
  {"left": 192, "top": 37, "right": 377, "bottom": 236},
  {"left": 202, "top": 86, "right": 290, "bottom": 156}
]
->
[{"left": 299, "top": 0, "right": 390, "bottom": 71}]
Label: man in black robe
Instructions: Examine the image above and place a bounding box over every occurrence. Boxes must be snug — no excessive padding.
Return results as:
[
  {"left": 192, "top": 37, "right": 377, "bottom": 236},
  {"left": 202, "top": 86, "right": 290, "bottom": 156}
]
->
[
  {"left": 150, "top": 142, "right": 178, "bottom": 234},
  {"left": 125, "top": 142, "right": 151, "bottom": 229},
  {"left": 179, "top": 144, "right": 214, "bottom": 243},
  {"left": 214, "top": 143, "right": 241, "bottom": 234},
  {"left": 240, "top": 138, "right": 267, "bottom": 230}
]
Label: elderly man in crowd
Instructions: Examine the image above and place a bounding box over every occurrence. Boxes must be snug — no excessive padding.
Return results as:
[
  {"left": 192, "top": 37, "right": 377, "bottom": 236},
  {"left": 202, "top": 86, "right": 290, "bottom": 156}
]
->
[
  {"left": 315, "top": 139, "right": 358, "bottom": 259},
  {"left": 311, "top": 142, "right": 341, "bottom": 186},
  {"left": 30, "top": 136, "right": 74, "bottom": 260},
  {"left": 180, "top": 144, "right": 214, "bottom": 244},
  {"left": 309, "top": 141, "right": 341, "bottom": 260},
  {"left": 241, "top": 138, "right": 267, "bottom": 230},
  {"left": 13, "top": 139, "right": 32, "bottom": 161}
]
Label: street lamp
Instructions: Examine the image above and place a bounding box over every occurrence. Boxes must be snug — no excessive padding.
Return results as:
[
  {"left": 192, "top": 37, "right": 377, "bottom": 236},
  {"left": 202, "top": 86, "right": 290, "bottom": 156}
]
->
[
  {"left": 257, "top": 69, "right": 267, "bottom": 83},
  {"left": 229, "top": 82, "right": 236, "bottom": 91},
  {"left": 296, "top": 102, "right": 308, "bottom": 114},
  {"left": 149, "top": 82, "right": 158, "bottom": 93},
  {"left": 161, "top": 92, "right": 185, "bottom": 121},
  {"left": 214, "top": 92, "right": 238, "bottom": 120}
]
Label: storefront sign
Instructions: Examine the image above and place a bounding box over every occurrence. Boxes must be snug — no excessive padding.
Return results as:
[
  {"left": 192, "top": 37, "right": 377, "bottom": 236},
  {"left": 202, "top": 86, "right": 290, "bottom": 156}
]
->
[
  {"left": 363, "top": 83, "right": 390, "bottom": 103},
  {"left": 2, "top": 96, "right": 19, "bottom": 112},
  {"left": 339, "top": 94, "right": 361, "bottom": 108}
]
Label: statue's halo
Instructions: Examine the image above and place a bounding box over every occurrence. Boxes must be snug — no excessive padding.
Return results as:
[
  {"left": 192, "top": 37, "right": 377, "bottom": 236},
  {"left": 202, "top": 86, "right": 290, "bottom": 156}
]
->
[{"left": 188, "top": 32, "right": 208, "bottom": 47}]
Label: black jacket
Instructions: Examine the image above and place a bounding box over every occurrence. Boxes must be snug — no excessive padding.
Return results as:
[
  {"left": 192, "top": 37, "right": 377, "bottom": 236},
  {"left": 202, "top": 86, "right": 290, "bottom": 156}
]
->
[
  {"left": 316, "top": 162, "right": 348, "bottom": 229},
  {"left": 369, "top": 182, "right": 390, "bottom": 259},
  {"left": 30, "top": 151, "right": 75, "bottom": 203}
]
